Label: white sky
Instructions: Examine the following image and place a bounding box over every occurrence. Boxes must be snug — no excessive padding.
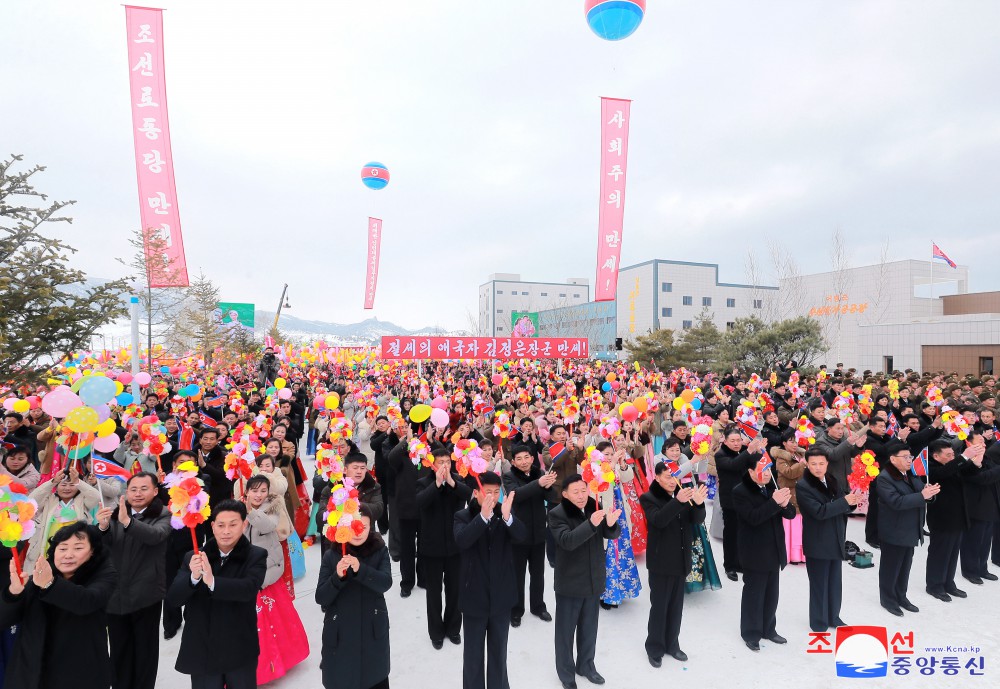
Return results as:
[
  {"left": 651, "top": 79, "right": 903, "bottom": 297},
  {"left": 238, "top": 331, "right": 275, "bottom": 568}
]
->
[{"left": 5, "top": 1, "right": 1000, "bottom": 331}]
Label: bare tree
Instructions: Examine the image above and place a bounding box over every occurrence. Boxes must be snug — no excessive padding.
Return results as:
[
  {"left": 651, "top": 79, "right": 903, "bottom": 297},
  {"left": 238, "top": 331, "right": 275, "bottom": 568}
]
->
[
  {"left": 823, "top": 227, "right": 853, "bottom": 363},
  {"left": 465, "top": 307, "right": 487, "bottom": 336},
  {"left": 865, "top": 238, "right": 892, "bottom": 325},
  {"left": 744, "top": 248, "right": 778, "bottom": 323},
  {"left": 768, "top": 239, "right": 806, "bottom": 320}
]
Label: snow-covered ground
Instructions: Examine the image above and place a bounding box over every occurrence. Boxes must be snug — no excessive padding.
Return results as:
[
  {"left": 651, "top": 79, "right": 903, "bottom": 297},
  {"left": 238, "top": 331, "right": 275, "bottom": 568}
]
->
[{"left": 155, "top": 464, "right": 1000, "bottom": 689}]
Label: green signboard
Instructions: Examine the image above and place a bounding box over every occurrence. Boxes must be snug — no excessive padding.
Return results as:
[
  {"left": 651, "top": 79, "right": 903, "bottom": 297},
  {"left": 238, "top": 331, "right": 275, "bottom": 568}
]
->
[
  {"left": 217, "top": 302, "right": 255, "bottom": 328},
  {"left": 510, "top": 311, "right": 539, "bottom": 338}
]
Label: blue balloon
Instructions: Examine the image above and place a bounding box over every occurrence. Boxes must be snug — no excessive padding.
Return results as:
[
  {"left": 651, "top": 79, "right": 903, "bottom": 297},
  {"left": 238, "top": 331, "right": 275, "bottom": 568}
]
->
[
  {"left": 160, "top": 365, "right": 170, "bottom": 374},
  {"left": 116, "top": 392, "right": 134, "bottom": 406},
  {"left": 79, "top": 376, "right": 117, "bottom": 406},
  {"left": 601, "top": 382, "right": 612, "bottom": 392},
  {"left": 361, "top": 162, "right": 390, "bottom": 190},
  {"left": 586, "top": 0, "right": 645, "bottom": 41},
  {"left": 691, "top": 398, "right": 702, "bottom": 409}
]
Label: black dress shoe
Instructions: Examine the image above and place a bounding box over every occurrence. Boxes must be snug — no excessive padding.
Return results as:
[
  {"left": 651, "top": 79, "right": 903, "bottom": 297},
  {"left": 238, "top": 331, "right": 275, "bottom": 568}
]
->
[
  {"left": 765, "top": 634, "right": 787, "bottom": 645},
  {"left": 535, "top": 611, "right": 553, "bottom": 622},
  {"left": 648, "top": 655, "right": 662, "bottom": 668},
  {"left": 562, "top": 682, "right": 577, "bottom": 689},
  {"left": 164, "top": 629, "right": 178, "bottom": 640},
  {"left": 726, "top": 571, "right": 739, "bottom": 582},
  {"left": 900, "top": 601, "right": 919, "bottom": 613},
  {"left": 982, "top": 572, "right": 998, "bottom": 581},
  {"left": 945, "top": 586, "right": 967, "bottom": 598},
  {"left": 432, "top": 639, "right": 443, "bottom": 650},
  {"left": 927, "top": 590, "right": 952, "bottom": 602},
  {"left": 670, "top": 650, "right": 689, "bottom": 662},
  {"left": 582, "top": 671, "right": 605, "bottom": 685},
  {"left": 449, "top": 634, "right": 462, "bottom": 645},
  {"left": 391, "top": 555, "right": 400, "bottom": 562},
  {"left": 881, "top": 603, "right": 904, "bottom": 617},
  {"left": 745, "top": 640, "right": 760, "bottom": 651},
  {"left": 400, "top": 588, "right": 412, "bottom": 598},
  {"left": 964, "top": 574, "right": 984, "bottom": 585},
  {"left": 511, "top": 616, "right": 521, "bottom": 628},
  {"left": 833, "top": 618, "right": 846, "bottom": 627}
]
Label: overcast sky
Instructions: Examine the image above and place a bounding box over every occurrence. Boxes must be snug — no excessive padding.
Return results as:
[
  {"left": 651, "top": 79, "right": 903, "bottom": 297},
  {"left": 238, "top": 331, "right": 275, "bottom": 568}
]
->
[{"left": 5, "top": 1, "right": 1000, "bottom": 331}]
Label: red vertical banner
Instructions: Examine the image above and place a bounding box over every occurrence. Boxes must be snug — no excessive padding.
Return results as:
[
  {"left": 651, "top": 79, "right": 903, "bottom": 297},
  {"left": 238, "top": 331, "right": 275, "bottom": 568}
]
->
[
  {"left": 364, "top": 217, "right": 382, "bottom": 309},
  {"left": 595, "top": 97, "right": 631, "bottom": 302},
  {"left": 125, "top": 6, "right": 189, "bottom": 287}
]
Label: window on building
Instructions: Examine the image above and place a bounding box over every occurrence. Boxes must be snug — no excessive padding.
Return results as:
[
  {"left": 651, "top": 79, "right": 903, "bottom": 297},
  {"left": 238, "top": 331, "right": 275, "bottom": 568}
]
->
[
  {"left": 496, "top": 290, "right": 503, "bottom": 294},
  {"left": 573, "top": 293, "right": 580, "bottom": 298},
  {"left": 682, "top": 320, "right": 692, "bottom": 329},
  {"left": 702, "top": 297, "right": 712, "bottom": 306},
  {"left": 981, "top": 357, "right": 995, "bottom": 375},
  {"left": 540, "top": 292, "right": 548, "bottom": 297},
  {"left": 727, "top": 322, "right": 735, "bottom": 330},
  {"left": 753, "top": 299, "right": 763, "bottom": 309},
  {"left": 662, "top": 282, "right": 672, "bottom": 292},
  {"left": 661, "top": 307, "right": 672, "bottom": 317},
  {"left": 726, "top": 298, "right": 736, "bottom": 308},
  {"left": 497, "top": 326, "right": 504, "bottom": 332},
  {"left": 682, "top": 296, "right": 693, "bottom": 306},
  {"left": 559, "top": 293, "right": 567, "bottom": 297},
  {"left": 496, "top": 309, "right": 503, "bottom": 313}
]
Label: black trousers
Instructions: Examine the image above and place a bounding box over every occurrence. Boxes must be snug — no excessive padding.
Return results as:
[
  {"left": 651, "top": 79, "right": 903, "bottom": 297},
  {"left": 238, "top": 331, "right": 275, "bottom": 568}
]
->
[
  {"left": 164, "top": 551, "right": 184, "bottom": 636},
  {"left": 645, "top": 573, "right": 685, "bottom": 658},
  {"left": 926, "top": 529, "right": 963, "bottom": 592},
  {"left": 961, "top": 519, "right": 993, "bottom": 578},
  {"left": 512, "top": 542, "right": 547, "bottom": 617},
  {"left": 865, "top": 481, "right": 880, "bottom": 543},
  {"left": 879, "top": 543, "right": 914, "bottom": 608},
  {"left": 544, "top": 521, "right": 557, "bottom": 568},
  {"left": 398, "top": 517, "right": 421, "bottom": 591},
  {"left": 554, "top": 594, "right": 600, "bottom": 685},
  {"left": 190, "top": 664, "right": 257, "bottom": 689},
  {"left": 805, "top": 558, "right": 842, "bottom": 632},
  {"left": 387, "top": 494, "right": 401, "bottom": 559},
  {"left": 721, "top": 508, "right": 740, "bottom": 572},
  {"left": 740, "top": 570, "right": 779, "bottom": 643},
  {"left": 108, "top": 600, "right": 162, "bottom": 689},
  {"left": 423, "top": 554, "right": 462, "bottom": 642},
  {"left": 377, "top": 483, "right": 391, "bottom": 533},
  {"left": 463, "top": 612, "right": 511, "bottom": 689}
]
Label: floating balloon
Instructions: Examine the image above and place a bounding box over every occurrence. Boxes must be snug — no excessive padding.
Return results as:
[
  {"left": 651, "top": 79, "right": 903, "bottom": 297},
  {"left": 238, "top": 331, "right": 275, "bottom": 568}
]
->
[
  {"left": 117, "top": 372, "right": 133, "bottom": 385},
  {"left": 586, "top": 0, "right": 645, "bottom": 41},
  {"left": 601, "top": 382, "right": 612, "bottom": 392},
  {"left": 41, "top": 391, "right": 83, "bottom": 418},
  {"left": 12, "top": 400, "right": 29, "bottom": 414},
  {"left": 430, "top": 408, "right": 449, "bottom": 429},
  {"left": 680, "top": 389, "right": 695, "bottom": 403},
  {"left": 431, "top": 396, "right": 448, "bottom": 410},
  {"left": 325, "top": 393, "right": 340, "bottom": 410},
  {"left": 491, "top": 374, "right": 504, "bottom": 386},
  {"left": 606, "top": 372, "right": 617, "bottom": 382},
  {"left": 65, "top": 406, "right": 99, "bottom": 434},
  {"left": 409, "top": 404, "right": 431, "bottom": 424},
  {"left": 632, "top": 397, "right": 648, "bottom": 413},
  {"left": 278, "top": 388, "right": 293, "bottom": 400},
  {"left": 116, "top": 392, "right": 134, "bottom": 407},
  {"left": 619, "top": 403, "right": 639, "bottom": 423},
  {"left": 96, "top": 418, "right": 117, "bottom": 438},
  {"left": 275, "top": 378, "right": 286, "bottom": 390},
  {"left": 361, "top": 162, "right": 390, "bottom": 190},
  {"left": 134, "top": 372, "right": 152, "bottom": 386},
  {"left": 93, "top": 434, "right": 121, "bottom": 453}
]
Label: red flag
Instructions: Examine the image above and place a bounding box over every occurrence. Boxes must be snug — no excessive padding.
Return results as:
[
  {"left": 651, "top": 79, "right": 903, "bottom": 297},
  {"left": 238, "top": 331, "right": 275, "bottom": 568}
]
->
[
  {"left": 92, "top": 459, "right": 132, "bottom": 483},
  {"left": 737, "top": 420, "right": 760, "bottom": 441},
  {"left": 911, "top": 448, "right": 928, "bottom": 477},
  {"left": 753, "top": 452, "right": 773, "bottom": 483}
]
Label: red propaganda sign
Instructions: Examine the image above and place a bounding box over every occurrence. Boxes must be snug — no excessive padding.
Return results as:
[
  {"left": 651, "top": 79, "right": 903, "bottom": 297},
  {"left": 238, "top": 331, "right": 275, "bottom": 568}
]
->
[{"left": 380, "top": 337, "right": 589, "bottom": 361}]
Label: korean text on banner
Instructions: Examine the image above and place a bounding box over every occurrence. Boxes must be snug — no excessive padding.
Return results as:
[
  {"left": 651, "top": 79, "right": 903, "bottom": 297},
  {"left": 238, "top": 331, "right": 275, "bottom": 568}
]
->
[
  {"left": 125, "top": 6, "right": 189, "bottom": 287},
  {"left": 595, "top": 97, "right": 631, "bottom": 302},
  {"left": 380, "top": 337, "right": 589, "bottom": 361},
  {"left": 364, "top": 218, "right": 382, "bottom": 309}
]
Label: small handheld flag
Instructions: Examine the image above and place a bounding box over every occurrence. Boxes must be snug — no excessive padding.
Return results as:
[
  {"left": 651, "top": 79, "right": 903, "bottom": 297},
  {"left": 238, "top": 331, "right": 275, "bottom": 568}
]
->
[
  {"left": 737, "top": 419, "right": 760, "bottom": 441},
  {"left": 753, "top": 452, "right": 773, "bottom": 483},
  {"left": 911, "top": 448, "right": 928, "bottom": 477},
  {"left": 92, "top": 459, "right": 132, "bottom": 483},
  {"left": 198, "top": 411, "right": 218, "bottom": 429}
]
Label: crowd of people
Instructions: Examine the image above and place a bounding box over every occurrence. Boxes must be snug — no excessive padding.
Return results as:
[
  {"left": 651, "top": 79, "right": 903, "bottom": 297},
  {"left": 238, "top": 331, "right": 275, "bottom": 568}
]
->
[{"left": 0, "top": 348, "right": 999, "bottom": 689}]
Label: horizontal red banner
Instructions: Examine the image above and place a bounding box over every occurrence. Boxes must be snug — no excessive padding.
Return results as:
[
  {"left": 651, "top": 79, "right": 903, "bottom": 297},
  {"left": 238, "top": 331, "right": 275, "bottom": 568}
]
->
[{"left": 380, "top": 337, "right": 589, "bottom": 360}]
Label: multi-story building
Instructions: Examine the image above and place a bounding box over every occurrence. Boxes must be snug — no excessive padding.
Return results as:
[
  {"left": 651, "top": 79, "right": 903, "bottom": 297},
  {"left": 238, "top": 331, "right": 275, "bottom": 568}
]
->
[
  {"left": 479, "top": 273, "right": 590, "bottom": 337},
  {"left": 537, "top": 301, "right": 617, "bottom": 360}
]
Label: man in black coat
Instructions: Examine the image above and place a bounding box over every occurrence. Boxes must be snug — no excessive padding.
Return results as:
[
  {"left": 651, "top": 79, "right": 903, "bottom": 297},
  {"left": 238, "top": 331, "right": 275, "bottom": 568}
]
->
[
  {"left": 370, "top": 415, "right": 394, "bottom": 536},
  {"left": 960, "top": 440, "right": 1000, "bottom": 584},
  {"left": 548, "top": 474, "right": 622, "bottom": 689},
  {"left": 166, "top": 499, "right": 267, "bottom": 689},
  {"left": 863, "top": 417, "right": 892, "bottom": 548},
  {"left": 797, "top": 447, "right": 858, "bottom": 632},
  {"left": 733, "top": 461, "right": 796, "bottom": 651},
  {"left": 502, "top": 444, "right": 557, "bottom": 626},
  {"left": 926, "top": 440, "right": 982, "bottom": 601},
  {"left": 877, "top": 440, "right": 939, "bottom": 616},
  {"left": 195, "top": 428, "right": 232, "bottom": 510},
  {"left": 454, "top": 472, "right": 528, "bottom": 689},
  {"left": 417, "top": 447, "right": 473, "bottom": 648},
  {"left": 714, "top": 431, "right": 767, "bottom": 580},
  {"left": 388, "top": 424, "right": 422, "bottom": 595},
  {"left": 639, "top": 462, "right": 707, "bottom": 667}
]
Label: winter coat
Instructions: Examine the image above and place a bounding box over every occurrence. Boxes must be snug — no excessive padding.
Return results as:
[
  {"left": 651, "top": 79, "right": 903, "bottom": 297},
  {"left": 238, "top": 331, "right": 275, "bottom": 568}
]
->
[
  {"left": 542, "top": 444, "right": 584, "bottom": 495},
  {"left": 388, "top": 437, "right": 421, "bottom": 520},
  {"left": 715, "top": 445, "right": 762, "bottom": 510},
  {"left": 416, "top": 473, "right": 472, "bottom": 558},
  {"left": 962, "top": 444, "right": 1000, "bottom": 522},
  {"left": 25, "top": 478, "right": 101, "bottom": 570},
  {"left": 640, "top": 480, "right": 705, "bottom": 577},
  {"left": 235, "top": 467, "right": 292, "bottom": 536},
  {"left": 113, "top": 443, "right": 157, "bottom": 475},
  {"left": 876, "top": 465, "right": 928, "bottom": 548},
  {"left": 315, "top": 536, "right": 392, "bottom": 689},
  {"left": 0, "top": 551, "right": 116, "bottom": 689},
  {"left": 772, "top": 447, "right": 807, "bottom": 512},
  {"left": 454, "top": 502, "right": 528, "bottom": 617},
  {"left": 502, "top": 465, "right": 557, "bottom": 545},
  {"left": 35, "top": 424, "right": 59, "bottom": 475},
  {"left": 166, "top": 536, "right": 267, "bottom": 676},
  {"left": 797, "top": 471, "right": 854, "bottom": 560},
  {"left": 813, "top": 430, "right": 855, "bottom": 490},
  {"left": 317, "top": 471, "right": 384, "bottom": 534},
  {"left": 102, "top": 498, "right": 172, "bottom": 614},
  {"left": 0, "top": 462, "right": 41, "bottom": 491},
  {"left": 370, "top": 429, "right": 395, "bottom": 495},
  {"left": 548, "top": 496, "right": 622, "bottom": 597},
  {"left": 862, "top": 431, "right": 892, "bottom": 470},
  {"left": 733, "top": 472, "right": 796, "bottom": 572},
  {"left": 926, "top": 454, "right": 977, "bottom": 532},
  {"left": 246, "top": 495, "right": 288, "bottom": 588}
]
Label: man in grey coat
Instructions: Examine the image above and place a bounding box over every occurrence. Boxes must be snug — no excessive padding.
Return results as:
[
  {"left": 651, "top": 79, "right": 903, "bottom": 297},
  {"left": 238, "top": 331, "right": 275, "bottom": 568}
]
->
[
  {"left": 548, "top": 474, "right": 622, "bottom": 689},
  {"left": 814, "top": 418, "right": 863, "bottom": 490},
  {"left": 98, "top": 471, "right": 173, "bottom": 689}
]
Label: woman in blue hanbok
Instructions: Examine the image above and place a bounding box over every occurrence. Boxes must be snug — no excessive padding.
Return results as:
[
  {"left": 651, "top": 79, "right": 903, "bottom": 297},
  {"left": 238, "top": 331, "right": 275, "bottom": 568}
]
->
[{"left": 596, "top": 443, "right": 642, "bottom": 608}]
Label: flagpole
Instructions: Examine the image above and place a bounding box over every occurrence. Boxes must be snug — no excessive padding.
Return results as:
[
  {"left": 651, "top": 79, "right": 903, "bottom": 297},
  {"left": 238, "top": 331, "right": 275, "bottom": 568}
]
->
[{"left": 930, "top": 242, "right": 935, "bottom": 300}]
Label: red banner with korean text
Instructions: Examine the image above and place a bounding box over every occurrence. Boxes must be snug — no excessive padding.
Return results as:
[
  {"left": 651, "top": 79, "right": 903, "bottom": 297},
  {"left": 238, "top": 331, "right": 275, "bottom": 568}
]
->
[
  {"left": 364, "top": 217, "right": 382, "bottom": 309},
  {"left": 125, "top": 6, "right": 189, "bottom": 287},
  {"left": 595, "top": 97, "right": 631, "bottom": 302},
  {"left": 380, "top": 337, "right": 589, "bottom": 361}
]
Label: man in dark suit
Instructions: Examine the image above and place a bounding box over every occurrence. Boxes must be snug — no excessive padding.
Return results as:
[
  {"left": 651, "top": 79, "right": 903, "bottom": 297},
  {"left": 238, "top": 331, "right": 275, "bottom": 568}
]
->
[
  {"left": 640, "top": 462, "right": 708, "bottom": 667},
  {"left": 417, "top": 447, "right": 473, "bottom": 648},
  {"left": 549, "top": 474, "right": 622, "bottom": 689},
  {"left": 926, "top": 440, "right": 982, "bottom": 601},
  {"left": 960, "top": 438, "right": 1000, "bottom": 584},
  {"left": 166, "top": 499, "right": 267, "bottom": 689},
  {"left": 733, "top": 459, "right": 796, "bottom": 651},
  {"left": 715, "top": 431, "right": 767, "bottom": 580},
  {"left": 454, "top": 472, "right": 528, "bottom": 689}
]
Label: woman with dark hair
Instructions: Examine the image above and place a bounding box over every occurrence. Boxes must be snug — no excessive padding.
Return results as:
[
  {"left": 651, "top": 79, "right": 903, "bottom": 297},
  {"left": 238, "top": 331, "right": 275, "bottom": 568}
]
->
[
  {"left": 773, "top": 427, "right": 807, "bottom": 564},
  {"left": 316, "top": 504, "right": 392, "bottom": 689},
  {"left": 1, "top": 521, "right": 116, "bottom": 689}
]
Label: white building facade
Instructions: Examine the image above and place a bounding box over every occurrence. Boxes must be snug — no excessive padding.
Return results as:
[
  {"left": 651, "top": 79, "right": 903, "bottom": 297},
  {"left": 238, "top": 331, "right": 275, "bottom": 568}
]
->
[{"left": 479, "top": 273, "right": 590, "bottom": 337}]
